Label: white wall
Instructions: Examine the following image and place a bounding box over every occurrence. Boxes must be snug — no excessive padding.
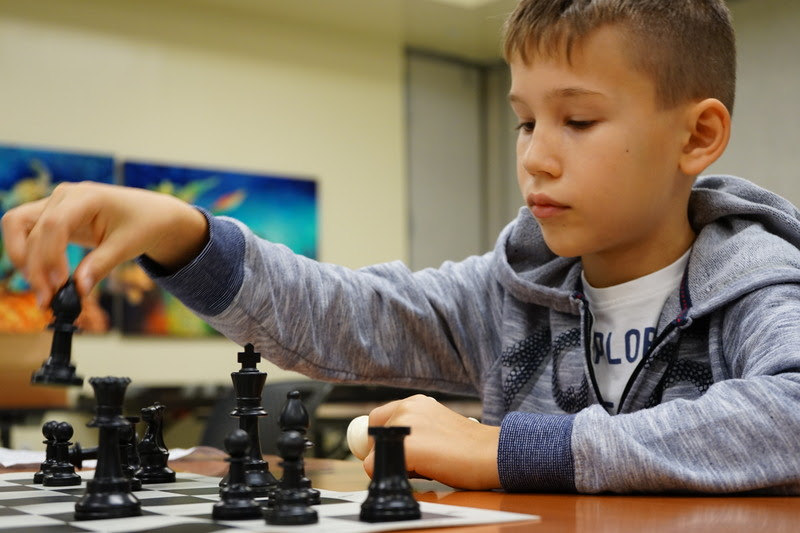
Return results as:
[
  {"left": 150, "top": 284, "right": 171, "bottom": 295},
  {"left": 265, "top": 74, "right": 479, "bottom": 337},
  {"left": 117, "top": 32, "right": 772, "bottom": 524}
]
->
[
  {"left": 707, "top": 0, "right": 800, "bottom": 203},
  {"left": 407, "top": 53, "right": 485, "bottom": 270},
  {"left": 0, "top": 0, "right": 407, "bottom": 386}
]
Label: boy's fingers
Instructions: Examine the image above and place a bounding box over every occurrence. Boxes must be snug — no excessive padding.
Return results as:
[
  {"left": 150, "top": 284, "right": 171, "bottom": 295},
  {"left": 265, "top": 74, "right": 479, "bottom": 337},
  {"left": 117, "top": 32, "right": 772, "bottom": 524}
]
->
[
  {"left": 362, "top": 395, "right": 441, "bottom": 480},
  {"left": 5, "top": 182, "right": 109, "bottom": 306},
  {"left": 2, "top": 199, "right": 71, "bottom": 307},
  {"left": 1, "top": 198, "right": 47, "bottom": 271},
  {"left": 363, "top": 399, "right": 411, "bottom": 477},
  {"left": 367, "top": 399, "right": 403, "bottom": 428},
  {"left": 72, "top": 253, "right": 106, "bottom": 299},
  {"left": 72, "top": 227, "right": 144, "bottom": 298},
  {"left": 24, "top": 195, "right": 94, "bottom": 305},
  {"left": 362, "top": 449, "right": 375, "bottom": 478},
  {"left": 367, "top": 394, "right": 437, "bottom": 429},
  {"left": 361, "top": 446, "right": 427, "bottom": 480}
]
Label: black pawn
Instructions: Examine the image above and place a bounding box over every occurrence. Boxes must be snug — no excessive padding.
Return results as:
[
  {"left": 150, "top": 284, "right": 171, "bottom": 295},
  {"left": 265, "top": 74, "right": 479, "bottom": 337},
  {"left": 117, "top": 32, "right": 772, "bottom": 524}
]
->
[
  {"left": 359, "top": 426, "right": 421, "bottom": 523},
  {"left": 267, "top": 430, "right": 318, "bottom": 526},
  {"left": 74, "top": 376, "right": 141, "bottom": 520},
  {"left": 119, "top": 423, "right": 142, "bottom": 491},
  {"left": 31, "top": 278, "right": 84, "bottom": 386},
  {"left": 279, "top": 390, "right": 319, "bottom": 505},
  {"left": 124, "top": 416, "right": 141, "bottom": 474},
  {"left": 33, "top": 420, "right": 59, "bottom": 484},
  {"left": 43, "top": 422, "right": 81, "bottom": 487},
  {"left": 136, "top": 403, "right": 175, "bottom": 483},
  {"left": 213, "top": 429, "right": 263, "bottom": 520}
]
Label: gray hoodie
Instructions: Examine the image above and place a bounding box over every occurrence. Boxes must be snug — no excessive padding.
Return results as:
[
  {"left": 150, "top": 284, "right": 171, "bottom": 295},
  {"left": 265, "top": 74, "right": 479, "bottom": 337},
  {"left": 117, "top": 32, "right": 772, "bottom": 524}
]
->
[{"left": 145, "top": 174, "right": 800, "bottom": 494}]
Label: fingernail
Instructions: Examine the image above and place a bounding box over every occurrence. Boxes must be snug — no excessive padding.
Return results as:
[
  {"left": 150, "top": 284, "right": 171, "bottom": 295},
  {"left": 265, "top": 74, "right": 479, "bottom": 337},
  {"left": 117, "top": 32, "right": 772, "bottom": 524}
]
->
[{"left": 35, "top": 290, "right": 46, "bottom": 308}]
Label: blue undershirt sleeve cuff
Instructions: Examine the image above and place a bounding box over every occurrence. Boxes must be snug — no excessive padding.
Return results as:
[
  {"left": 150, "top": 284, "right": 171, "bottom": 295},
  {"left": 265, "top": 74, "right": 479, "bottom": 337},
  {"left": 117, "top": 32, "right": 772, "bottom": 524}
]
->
[
  {"left": 498, "top": 411, "right": 577, "bottom": 492},
  {"left": 136, "top": 208, "right": 245, "bottom": 317}
]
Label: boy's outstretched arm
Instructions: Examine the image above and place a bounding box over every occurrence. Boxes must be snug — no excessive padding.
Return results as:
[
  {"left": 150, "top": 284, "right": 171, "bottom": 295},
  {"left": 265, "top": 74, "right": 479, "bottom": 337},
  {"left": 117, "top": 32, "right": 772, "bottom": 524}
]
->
[
  {"left": 363, "top": 395, "right": 501, "bottom": 490},
  {"left": 1, "top": 182, "right": 209, "bottom": 307}
]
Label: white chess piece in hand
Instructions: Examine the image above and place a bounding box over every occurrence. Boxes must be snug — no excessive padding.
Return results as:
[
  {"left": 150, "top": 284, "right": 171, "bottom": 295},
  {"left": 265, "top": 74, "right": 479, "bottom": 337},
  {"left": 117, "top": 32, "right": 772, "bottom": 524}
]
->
[{"left": 346, "top": 415, "right": 371, "bottom": 460}]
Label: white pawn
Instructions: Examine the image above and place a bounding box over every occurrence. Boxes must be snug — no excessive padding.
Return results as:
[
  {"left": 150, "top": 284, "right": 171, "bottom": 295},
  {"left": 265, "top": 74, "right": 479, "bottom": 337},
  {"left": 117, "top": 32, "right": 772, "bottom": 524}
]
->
[{"left": 346, "top": 415, "right": 370, "bottom": 460}]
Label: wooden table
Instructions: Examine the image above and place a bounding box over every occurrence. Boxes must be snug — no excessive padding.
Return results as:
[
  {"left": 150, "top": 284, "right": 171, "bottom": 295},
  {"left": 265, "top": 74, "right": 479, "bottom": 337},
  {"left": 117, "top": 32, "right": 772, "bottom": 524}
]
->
[{"left": 156, "top": 448, "right": 799, "bottom": 533}]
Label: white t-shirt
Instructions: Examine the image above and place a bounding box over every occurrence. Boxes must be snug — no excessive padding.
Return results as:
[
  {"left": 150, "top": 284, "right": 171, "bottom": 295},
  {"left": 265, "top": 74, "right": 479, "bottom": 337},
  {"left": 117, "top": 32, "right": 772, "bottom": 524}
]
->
[{"left": 582, "top": 249, "right": 691, "bottom": 414}]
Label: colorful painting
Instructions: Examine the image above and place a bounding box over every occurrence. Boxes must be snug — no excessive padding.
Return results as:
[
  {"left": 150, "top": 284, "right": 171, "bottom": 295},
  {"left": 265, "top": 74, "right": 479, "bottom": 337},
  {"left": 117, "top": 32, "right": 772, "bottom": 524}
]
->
[
  {"left": 0, "top": 144, "right": 115, "bottom": 333},
  {"left": 119, "top": 161, "right": 317, "bottom": 336}
]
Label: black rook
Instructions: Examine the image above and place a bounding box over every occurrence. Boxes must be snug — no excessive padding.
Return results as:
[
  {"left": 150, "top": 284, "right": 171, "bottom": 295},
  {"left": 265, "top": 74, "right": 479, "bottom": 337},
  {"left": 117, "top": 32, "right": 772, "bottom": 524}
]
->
[{"left": 359, "top": 426, "right": 421, "bottom": 523}]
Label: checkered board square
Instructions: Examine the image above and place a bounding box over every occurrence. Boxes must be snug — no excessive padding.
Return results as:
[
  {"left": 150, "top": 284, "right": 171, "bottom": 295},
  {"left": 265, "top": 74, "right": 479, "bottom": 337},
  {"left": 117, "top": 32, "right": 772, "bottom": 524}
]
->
[{"left": 0, "top": 471, "right": 537, "bottom": 532}]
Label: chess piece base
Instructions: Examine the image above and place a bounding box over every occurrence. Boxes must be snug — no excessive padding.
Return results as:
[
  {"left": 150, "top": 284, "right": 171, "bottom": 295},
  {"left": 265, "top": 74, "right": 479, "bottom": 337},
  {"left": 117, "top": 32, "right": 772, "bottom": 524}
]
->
[
  {"left": 243, "top": 463, "right": 277, "bottom": 497},
  {"left": 42, "top": 470, "right": 81, "bottom": 487},
  {"left": 359, "top": 494, "right": 422, "bottom": 523},
  {"left": 267, "top": 498, "right": 318, "bottom": 526},
  {"left": 137, "top": 467, "right": 176, "bottom": 484},
  {"left": 31, "top": 365, "right": 83, "bottom": 386},
  {"left": 74, "top": 477, "right": 141, "bottom": 520},
  {"left": 212, "top": 499, "right": 264, "bottom": 520},
  {"left": 305, "top": 486, "right": 321, "bottom": 505}
]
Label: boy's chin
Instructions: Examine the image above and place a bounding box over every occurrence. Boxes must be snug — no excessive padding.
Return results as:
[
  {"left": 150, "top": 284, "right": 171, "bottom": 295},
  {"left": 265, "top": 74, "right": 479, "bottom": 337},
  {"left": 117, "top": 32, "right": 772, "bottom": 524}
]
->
[{"left": 538, "top": 233, "right": 583, "bottom": 259}]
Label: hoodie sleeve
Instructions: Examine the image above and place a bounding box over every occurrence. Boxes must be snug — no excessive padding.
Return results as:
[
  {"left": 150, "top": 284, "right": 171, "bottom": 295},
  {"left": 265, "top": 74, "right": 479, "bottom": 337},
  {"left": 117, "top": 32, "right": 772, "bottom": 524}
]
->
[
  {"left": 498, "top": 412, "right": 577, "bottom": 492},
  {"left": 568, "top": 284, "right": 800, "bottom": 494},
  {"left": 139, "top": 212, "right": 503, "bottom": 396}
]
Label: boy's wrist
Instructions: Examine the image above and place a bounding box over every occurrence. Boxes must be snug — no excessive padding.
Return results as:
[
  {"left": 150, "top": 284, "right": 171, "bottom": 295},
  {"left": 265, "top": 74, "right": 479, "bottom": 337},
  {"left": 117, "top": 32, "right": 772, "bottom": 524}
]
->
[
  {"left": 138, "top": 211, "right": 246, "bottom": 317},
  {"left": 471, "top": 423, "right": 502, "bottom": 489},
  {"left": 145, "top": 205, "right": 210, "bottom": 273}
]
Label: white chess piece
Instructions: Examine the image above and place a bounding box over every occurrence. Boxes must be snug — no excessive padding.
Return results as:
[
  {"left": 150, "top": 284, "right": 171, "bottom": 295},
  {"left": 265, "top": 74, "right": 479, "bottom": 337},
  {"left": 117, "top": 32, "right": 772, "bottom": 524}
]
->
[{"left": 346, "top": 415, "right": 371, "bottom": 460}]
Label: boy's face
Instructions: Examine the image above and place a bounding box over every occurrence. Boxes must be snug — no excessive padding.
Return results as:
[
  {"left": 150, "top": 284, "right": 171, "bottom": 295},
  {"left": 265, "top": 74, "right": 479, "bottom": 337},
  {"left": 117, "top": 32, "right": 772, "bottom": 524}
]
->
[{"left": 510, "top": 25, "right": 695, "bottom": 286}]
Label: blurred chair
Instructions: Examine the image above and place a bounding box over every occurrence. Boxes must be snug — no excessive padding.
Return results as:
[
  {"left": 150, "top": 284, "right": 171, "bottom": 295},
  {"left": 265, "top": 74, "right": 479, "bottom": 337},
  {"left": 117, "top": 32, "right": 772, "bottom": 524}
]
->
[
  {"left": 200, "top": 379, "right": 333, "bottom": 457},
  {"left": 0, "top": 333, "right": 70, "bottom": 448}
]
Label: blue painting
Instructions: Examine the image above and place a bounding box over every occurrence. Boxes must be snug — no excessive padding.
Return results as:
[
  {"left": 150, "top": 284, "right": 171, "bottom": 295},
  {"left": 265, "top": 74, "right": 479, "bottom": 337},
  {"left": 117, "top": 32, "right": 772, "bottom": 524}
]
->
[
  {"left": 0, "top": 144, "right": 115, "bottom": 333},
  {"left": 119, "top": 161, "right": 318, "bottom": 336}
]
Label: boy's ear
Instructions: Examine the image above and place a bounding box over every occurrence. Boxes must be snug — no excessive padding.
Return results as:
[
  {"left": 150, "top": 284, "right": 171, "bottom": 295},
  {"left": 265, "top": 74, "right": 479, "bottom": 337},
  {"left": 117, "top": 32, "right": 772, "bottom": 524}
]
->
[{"left": 679, "top": 98, "right": 731, "bottom": 176}]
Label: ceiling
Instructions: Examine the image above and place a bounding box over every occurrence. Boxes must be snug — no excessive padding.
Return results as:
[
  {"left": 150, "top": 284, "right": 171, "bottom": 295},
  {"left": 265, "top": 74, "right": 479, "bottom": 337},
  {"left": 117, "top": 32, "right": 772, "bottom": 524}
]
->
[{"left": 189, "top": 0, "right": 519, "bottom": 63}]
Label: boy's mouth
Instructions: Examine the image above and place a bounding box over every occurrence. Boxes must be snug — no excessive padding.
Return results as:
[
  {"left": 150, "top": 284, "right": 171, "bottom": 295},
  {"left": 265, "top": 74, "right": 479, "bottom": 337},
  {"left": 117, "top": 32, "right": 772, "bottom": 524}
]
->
[{"left": 527, "top": 193, "right": 568, "bottom": 219}]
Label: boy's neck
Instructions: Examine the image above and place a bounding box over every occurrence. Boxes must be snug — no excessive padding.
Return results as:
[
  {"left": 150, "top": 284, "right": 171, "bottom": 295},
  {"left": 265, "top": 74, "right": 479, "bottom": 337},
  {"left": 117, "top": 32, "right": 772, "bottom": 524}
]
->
[{"left": 581, "top": 223, "right": 696, "bottom": 288}]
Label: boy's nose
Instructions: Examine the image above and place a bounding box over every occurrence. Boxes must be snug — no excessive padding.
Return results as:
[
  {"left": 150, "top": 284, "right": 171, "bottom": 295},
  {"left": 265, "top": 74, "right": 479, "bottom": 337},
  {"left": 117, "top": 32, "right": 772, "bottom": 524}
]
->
[{"left": 519, "top": 131, "right": 561, "bottom": 179}]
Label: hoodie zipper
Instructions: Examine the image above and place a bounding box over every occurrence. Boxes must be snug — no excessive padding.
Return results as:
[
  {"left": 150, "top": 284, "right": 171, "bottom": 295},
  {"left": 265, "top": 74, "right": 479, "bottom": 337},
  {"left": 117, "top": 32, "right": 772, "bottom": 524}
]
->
[
  {"left": 574, "top": 291, "right": 608, "bottom": 408},
  {"left": 576, "top": 269, "right": 693, "bottom": 414}
]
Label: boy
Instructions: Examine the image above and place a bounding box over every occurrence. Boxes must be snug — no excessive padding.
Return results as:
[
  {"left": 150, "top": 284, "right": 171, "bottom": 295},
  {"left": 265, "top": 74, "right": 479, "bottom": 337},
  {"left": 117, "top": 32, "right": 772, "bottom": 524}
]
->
[{"left": 3, "top": 0, "right": 800, "bottom": 493}]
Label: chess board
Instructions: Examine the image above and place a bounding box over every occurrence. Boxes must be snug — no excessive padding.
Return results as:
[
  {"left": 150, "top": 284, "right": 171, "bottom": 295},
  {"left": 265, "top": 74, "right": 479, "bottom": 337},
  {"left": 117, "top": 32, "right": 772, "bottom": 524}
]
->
[{"left": 0, "top": 471, "right": 538, "bottom": 532}]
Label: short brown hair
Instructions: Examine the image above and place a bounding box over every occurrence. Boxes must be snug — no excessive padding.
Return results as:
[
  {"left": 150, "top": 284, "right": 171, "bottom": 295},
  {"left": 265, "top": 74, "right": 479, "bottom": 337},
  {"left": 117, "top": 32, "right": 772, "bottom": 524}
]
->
[{"left": 503, "top": 0, "right": 736, "bottom": 113}]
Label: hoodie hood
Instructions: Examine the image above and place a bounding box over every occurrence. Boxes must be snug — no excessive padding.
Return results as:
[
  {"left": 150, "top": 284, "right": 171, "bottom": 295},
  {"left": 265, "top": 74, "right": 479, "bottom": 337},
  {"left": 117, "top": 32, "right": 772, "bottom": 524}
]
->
[
  {"left": 685, "top": 176, "right": 800, "bottom": 318},
  {"left": 493, "top": 175, "right": 800, "bottom": 318}
]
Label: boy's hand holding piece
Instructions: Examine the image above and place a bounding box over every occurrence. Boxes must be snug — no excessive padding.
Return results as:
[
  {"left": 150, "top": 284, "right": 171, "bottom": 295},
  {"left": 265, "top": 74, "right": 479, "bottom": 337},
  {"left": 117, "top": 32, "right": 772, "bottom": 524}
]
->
[
  {"left": 363, "top": 395, "right": 500, "bottom": 490},
  {"left": 1, "top": 181, "right": 208, "bottom": 308}
]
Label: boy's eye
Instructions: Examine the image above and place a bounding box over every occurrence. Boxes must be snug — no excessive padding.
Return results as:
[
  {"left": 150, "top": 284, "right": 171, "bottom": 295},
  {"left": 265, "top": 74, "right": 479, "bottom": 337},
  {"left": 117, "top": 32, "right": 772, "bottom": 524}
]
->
[
  {"left": 566, "top": 119, "right": 596, "bottom": 130},
  {"left": 515, "top": 121, "right": 535, "bottom": 133}
]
